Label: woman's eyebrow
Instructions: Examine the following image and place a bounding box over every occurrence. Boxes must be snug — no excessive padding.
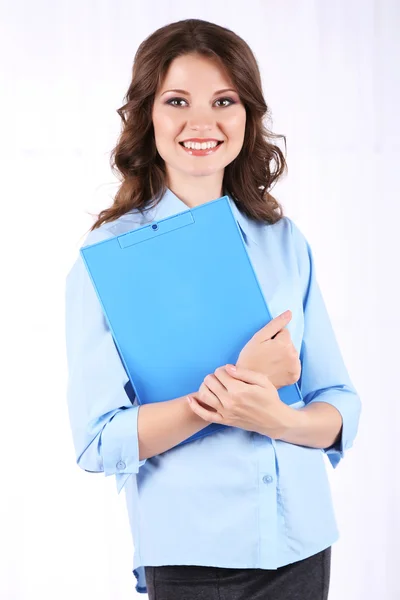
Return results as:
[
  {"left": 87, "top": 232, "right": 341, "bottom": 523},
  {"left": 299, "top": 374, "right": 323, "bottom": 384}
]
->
[{"left": 160, "top": 88, "right": 237, "bottom": 96}]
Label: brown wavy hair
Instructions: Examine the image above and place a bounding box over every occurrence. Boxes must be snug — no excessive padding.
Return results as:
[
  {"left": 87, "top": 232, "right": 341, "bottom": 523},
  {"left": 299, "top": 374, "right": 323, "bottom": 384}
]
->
[{"left": 88, "top": 18, "right": 287, "bottom": 232}]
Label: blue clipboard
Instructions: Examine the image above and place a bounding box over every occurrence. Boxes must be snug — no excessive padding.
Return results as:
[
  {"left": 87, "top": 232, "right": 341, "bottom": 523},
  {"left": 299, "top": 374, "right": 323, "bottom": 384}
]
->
[{"left": 80, "top": 195, "right": 303, "bottom": 445}]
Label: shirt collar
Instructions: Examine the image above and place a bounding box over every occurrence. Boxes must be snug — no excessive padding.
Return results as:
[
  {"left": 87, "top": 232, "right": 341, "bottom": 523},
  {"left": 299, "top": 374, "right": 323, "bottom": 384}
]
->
[{"left": 149, "top": 186, "right": 260, "bottom": 246}]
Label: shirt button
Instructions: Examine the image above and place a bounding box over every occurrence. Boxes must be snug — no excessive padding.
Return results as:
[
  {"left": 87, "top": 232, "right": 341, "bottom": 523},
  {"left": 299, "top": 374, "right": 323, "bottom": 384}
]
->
[
  {"left": 263, "top": 475, "right": 274, "bottom": 484},
  {"left": 116, "top": 460, "right": 126, "bottom": 470}
]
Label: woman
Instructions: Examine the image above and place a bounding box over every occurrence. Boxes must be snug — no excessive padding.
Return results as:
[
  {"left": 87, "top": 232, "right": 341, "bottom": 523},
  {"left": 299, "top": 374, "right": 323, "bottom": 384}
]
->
[{"left": 65, "top": 18, "right": 361, "bottom": 600}]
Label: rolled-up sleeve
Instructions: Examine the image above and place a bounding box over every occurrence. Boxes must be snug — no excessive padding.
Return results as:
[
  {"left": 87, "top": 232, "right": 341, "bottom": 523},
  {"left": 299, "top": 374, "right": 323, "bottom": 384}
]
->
[
  {"left": 65, "top": 227, "right": 147, "bottom": 494},
  {"left": 290, "top": 219, "right": 362, "bottom": 468}
]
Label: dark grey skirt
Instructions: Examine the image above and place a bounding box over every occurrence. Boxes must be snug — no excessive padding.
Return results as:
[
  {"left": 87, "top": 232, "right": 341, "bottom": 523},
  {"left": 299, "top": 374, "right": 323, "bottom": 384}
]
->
[{"left": 144, "top": 546, "right": 331, "bottom": 600}]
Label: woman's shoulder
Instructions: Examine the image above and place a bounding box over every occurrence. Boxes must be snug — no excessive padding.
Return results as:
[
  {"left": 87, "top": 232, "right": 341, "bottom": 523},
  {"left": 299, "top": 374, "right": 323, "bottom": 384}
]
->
[
  {"left": 266, "top": 214, "right": 309, "bottom": 248},
  {"left": 81, "top": 184, "right": 156, "bottom": 247},
  {"left": 81, "top": 208, "right": 153, "bottom": 248},
  {"left": 252, "top": 214, "right": 311, "bottom": 275},
  {"left": 249, "top": 213, "right": 296, "bottom": 245}
]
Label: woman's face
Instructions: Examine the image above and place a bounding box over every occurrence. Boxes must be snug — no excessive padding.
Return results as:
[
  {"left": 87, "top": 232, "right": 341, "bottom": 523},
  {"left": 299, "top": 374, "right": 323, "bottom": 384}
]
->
[{"left": 152, "top": 53, "right": 246, "bottom": 180}]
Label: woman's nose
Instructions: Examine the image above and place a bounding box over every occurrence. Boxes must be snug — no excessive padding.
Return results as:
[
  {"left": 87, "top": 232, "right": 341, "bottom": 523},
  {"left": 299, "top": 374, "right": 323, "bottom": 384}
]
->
[
  {"left": 188, "top": 125, "right": 213, "bottom": 135},
  {"left": 187, "top": 108, "right": 214, "bottom": 131}
]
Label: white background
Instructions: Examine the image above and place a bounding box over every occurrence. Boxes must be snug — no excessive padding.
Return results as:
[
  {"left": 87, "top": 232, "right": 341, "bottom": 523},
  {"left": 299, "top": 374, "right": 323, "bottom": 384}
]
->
[{"left": 1, "top": 0, "right": 399, "bottom": 598}]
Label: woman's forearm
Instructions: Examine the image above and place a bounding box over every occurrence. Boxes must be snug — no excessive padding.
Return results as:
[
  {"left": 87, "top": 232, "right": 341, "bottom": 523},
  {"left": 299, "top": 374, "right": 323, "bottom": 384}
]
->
[
  {"left": 138, "top": 394, "right": 210, "bottom": 460},
  {"left": 276, "top": 402, "right": 343, "bottom": 449}
]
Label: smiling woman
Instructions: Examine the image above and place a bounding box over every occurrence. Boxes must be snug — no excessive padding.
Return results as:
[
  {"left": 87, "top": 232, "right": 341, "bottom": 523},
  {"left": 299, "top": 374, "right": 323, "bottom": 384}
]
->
[
  {"left": 65, "top": 16, "right": 361, "bottom": 600},
  {"left": 86, "top": 18, "right": 288, "bottom": 232}
]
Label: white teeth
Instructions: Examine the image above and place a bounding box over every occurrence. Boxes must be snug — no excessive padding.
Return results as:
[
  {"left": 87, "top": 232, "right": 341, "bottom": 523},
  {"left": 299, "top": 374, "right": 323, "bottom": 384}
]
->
[{"left": 182, "top": 141, "right": 219, "bottom": 150}]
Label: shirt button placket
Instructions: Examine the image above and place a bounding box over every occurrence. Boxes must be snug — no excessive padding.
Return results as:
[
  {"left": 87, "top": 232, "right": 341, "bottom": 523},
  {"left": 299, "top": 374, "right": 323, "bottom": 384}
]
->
[{"left": 254, "top": 437, "right": 279, "bottom": 565}]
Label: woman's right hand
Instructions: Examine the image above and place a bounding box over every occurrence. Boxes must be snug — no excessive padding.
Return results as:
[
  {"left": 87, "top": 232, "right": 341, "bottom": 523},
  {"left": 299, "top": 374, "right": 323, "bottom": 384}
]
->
[{"left": 236, "top": 310, "right": 301, "bottom": 390}]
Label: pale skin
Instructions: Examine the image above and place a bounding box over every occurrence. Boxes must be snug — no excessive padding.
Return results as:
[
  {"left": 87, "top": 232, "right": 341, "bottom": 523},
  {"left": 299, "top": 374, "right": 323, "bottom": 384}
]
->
[
  {"left": 152, "top": 52, "right": 342, "bottom": 450},
  {"left": 187, "top": 311, "right": 343, "bottom": 450}
]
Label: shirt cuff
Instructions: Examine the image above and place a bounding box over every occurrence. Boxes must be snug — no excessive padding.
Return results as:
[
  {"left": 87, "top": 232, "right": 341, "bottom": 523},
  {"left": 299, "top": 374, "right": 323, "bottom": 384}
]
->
[
  {"left": 307, "top": 387, "right": 361, "bottom": 468},
  {"left": 100, "top": 405, "right": 147, "bottom": 478}
]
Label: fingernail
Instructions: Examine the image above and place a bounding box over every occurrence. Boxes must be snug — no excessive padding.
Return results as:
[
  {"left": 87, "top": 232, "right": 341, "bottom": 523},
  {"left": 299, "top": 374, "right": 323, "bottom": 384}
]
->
[
  {"left": 227, "top": 364, "right": 237, "bottom": 371},
  {"left": 187, "top": 396, "right": 192, "bottom": 403}
]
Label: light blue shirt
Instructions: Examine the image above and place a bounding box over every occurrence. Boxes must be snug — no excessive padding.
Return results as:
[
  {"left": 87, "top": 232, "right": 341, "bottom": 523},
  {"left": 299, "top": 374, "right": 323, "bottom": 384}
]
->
[{"left": 65, "top": 187, "right": 361, "bottom": 595}]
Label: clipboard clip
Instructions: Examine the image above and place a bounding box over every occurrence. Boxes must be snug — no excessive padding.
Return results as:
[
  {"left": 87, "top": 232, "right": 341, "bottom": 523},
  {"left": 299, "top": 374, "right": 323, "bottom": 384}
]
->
[{"left": 118, "top": 211, "right": 195, "bottom": 249}]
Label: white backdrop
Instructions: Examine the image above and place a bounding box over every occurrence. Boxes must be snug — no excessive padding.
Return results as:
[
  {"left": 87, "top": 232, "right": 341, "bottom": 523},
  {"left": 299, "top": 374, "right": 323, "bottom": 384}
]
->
[{"left": 1, "top": 1, "right": 399, "bottom": 598}]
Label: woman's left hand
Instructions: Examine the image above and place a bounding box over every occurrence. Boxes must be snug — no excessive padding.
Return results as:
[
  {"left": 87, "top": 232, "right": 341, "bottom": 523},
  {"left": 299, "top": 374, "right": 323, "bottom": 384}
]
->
[{"left": 187, "top": 364, "right": 291, "bottom": 439}]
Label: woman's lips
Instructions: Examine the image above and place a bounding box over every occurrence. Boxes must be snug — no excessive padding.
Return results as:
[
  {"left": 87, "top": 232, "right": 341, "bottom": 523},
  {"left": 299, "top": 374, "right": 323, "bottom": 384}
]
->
[{"left": 179, "top": 141, "right": 224, "bottom": 156}]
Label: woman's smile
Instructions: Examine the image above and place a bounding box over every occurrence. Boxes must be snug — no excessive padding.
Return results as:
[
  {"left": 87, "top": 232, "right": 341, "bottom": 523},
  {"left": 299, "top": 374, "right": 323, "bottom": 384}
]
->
[{"left": 179, "top": 140, "right": 224, "bottom": 156}]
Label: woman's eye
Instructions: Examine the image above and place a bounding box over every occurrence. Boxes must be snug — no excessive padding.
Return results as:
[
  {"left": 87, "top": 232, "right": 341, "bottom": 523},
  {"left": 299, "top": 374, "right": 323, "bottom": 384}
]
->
[
  {"left": 167, "top": 98, "right": 188, "bottom": 107},
  {"left": 215, "top": 97, "right": 235, "bottom": 107}
]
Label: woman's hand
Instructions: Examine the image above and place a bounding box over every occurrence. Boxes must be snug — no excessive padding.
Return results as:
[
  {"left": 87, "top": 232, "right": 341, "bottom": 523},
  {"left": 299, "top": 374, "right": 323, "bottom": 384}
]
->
[
  {"left": 237, "top": 310, "right": 301, "bottom": 389},
  {"left": 187, "top": 364, "right": 290, "bottom": 439}
]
